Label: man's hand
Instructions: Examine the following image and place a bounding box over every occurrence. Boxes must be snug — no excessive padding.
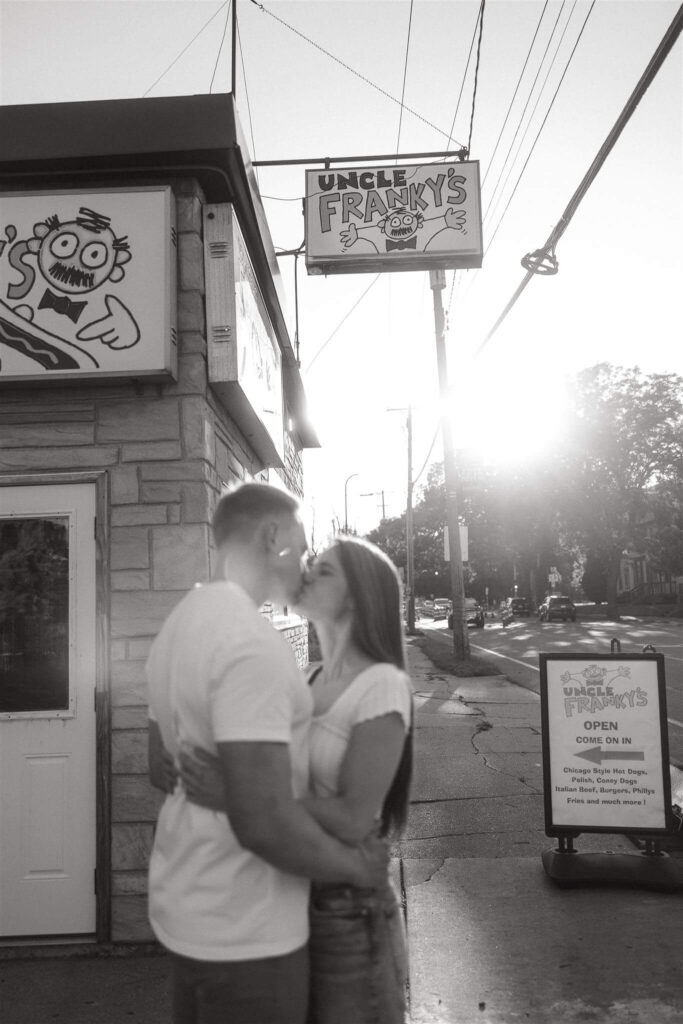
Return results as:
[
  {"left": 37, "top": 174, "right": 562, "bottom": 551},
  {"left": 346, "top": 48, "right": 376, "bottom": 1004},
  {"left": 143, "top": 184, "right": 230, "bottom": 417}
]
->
[
  {"left": 149, "top": 719, "right": 178, "bottom": 794},
  {"left": 356, "top": 831, "right": 391, "bottom": 889}
]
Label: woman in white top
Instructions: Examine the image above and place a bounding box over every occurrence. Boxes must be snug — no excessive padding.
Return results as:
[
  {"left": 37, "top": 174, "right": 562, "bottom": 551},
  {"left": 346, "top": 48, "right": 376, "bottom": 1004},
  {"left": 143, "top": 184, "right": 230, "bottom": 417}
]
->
[{"left": 181, "top": 535, "right": 413, "bottom": 1024}]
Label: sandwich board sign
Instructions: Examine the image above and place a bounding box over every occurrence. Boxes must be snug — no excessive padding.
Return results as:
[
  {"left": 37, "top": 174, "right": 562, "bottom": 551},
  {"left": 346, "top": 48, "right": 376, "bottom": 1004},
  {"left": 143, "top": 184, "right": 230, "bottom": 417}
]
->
[{"left": 540, "top": 654, "right": 675, "bottom": 837}]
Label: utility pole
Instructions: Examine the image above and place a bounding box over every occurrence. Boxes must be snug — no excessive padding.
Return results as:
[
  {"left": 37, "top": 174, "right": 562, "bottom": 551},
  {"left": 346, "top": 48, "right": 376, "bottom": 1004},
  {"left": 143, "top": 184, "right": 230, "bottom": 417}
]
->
[
  {"left": 388, "top": 406, "right": 416, "bottom": 634},
  {"left": 406, "top": 405, "right": 415, "bottom": 634},
  {"left": 430, "top": 269, "right": 469, "bottom": 661},
  {"left": 360, "top": 490, "right": 387, "bottom": 519}
]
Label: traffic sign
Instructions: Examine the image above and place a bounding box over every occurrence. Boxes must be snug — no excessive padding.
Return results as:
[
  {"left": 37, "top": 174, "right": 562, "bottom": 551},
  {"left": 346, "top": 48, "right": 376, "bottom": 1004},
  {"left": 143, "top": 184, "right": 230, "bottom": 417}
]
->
[{"left": 540, "top": 654, "right": 675, "bottom": 837}]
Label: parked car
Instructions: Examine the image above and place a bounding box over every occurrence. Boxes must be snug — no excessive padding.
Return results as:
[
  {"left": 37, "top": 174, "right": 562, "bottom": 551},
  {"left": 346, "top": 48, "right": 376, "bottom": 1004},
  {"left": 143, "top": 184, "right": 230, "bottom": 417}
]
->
[
  {"left": 432, "top": 598, "right": 451, "bottom": 620},
  {"left": 538, "top": 595, "right": 576, "bottom": 622},
  {"left": 501, "top": 596, "right": 529, "bottom": 621},
  {"left": 448, "top": 597, "right": 485, "bottom": 630},
  {"left": 416, "top": 599, "right": 435, "bottom": 619}
]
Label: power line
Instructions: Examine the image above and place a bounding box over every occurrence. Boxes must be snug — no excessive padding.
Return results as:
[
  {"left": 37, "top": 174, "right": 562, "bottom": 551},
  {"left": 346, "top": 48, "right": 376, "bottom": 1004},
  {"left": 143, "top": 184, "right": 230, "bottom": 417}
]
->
[
  {"left": 483, "top": 0, "right": 596, "bottom": 259},
  {"left": 481, "top": 0, "right": 549, "bottom": 191},
  {"left": 395, "top": 0, "right": 415, "bottom": 157},
  {"left": 236, "top": 18, "right": 259, "bottom": 187},
  {"left": 304, "top": 275, "right": 382, "bottom": 372},
  {"left": 449, "top": 0, "right": 577, "bottom": 318},
  {"left": 413, "top": 425, "right": 441, "bottom": 488},
  {"left": 444, "top": 5, "right": 484, "bottom": 156},
  {"left": 249, "top": 0, "right": 467, "bottom": 149},
  {"left": 448, "top": 0, "right": 553, "bottom": 319},
  {"left": 467, "top": 0, "right": 486, "bottom": 156},
  {"left": 209, "top": 0, "right": 232, "bottom": 93},
  {"left": 476, "top": 1, "right": 683, "bottom": 357},
  {"left": 143, "top": 1, "right": 229, "bottom": 97},
  {"left": 482, "top": 0, "right": 569, "bottom": 228}
]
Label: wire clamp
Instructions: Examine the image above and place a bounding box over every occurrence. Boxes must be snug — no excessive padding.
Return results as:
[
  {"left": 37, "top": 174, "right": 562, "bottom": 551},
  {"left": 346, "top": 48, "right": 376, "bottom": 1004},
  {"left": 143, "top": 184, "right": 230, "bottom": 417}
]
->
[{"left": 521, "top": 246, "right": 559, "bottom": 276}]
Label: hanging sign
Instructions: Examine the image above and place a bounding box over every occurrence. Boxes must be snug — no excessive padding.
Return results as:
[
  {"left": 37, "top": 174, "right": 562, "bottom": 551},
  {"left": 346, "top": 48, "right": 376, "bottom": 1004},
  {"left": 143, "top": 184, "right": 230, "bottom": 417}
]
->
[
  {"left": 540, "top": 654, "right": 675, "bottom": 837},
  {"left": 0, "top": 187, "right": 176, "bottom": 382},
  {"left": 304, "top": 161, "right": 483, "bottom": 275}
]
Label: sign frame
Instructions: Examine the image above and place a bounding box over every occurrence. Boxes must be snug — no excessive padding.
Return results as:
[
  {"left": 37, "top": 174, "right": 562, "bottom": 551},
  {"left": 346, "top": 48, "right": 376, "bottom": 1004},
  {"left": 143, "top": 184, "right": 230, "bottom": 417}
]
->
[
  {"left": 0, "top": 186, "right": 177, "bottom": 384},
  {"left": 304, "top": 160, "right": 483, "bottom": 275},
  {"left": 203, "top": 203, "right": 285, "bottom": 469},
  {"left": 540, "top": 653, "right": 675, "bottom": 838}
]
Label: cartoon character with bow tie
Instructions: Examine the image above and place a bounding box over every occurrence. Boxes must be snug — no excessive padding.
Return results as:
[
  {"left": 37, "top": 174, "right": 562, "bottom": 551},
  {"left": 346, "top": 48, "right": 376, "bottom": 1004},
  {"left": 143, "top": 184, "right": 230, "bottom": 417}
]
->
[
  {"left": 339, "top": 205, "right": 466, "bottom": 255},
  {"left": 0, "top": 206, "right": 140, "bottom": 372},
  {"left": 15, "top": 207, "right": 139, "bottom": 349}
]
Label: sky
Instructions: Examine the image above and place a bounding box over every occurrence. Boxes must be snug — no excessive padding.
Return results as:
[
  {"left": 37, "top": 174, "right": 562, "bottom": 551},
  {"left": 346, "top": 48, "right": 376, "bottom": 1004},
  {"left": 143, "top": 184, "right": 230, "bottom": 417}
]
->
[{"left": 1, "top": 0, "right": 681, "bottom": 542}]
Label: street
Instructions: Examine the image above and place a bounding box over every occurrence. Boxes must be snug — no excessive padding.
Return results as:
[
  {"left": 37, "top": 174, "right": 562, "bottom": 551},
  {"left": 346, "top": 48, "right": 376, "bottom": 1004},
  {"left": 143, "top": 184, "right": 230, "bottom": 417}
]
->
[{"left": 423, "top": 612, "right": 683, "bottom": 769}]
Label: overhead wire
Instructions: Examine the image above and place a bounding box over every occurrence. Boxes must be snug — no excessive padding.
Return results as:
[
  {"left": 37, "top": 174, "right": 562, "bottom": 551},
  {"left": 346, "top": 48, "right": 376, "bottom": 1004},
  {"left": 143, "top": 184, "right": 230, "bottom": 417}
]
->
[
  {"left": 412, "top": 424, "right": 441, "bottom": 488},
  {"left": 480, "top": 0, "right": 549, "bottom": 191},
  {"left": 444, "top": 4, "right": 485, "bottom": 156},
  {"left": 143, "top": 1, "right": 230, "bottom": 96},
  {"left": 483, "top": 0, "right": 595, "bottom": 260},
  {"left": 447, "top": 0, "right": 486, "bottom": 314},
  {"left": 471, "top": 0, "right": 683, "bottom": 357},
  {"left": 209, "top": 0, "right": 232, "bottom": 92},
  {"left": 248, "top": 0, "right": 467, "bottom": 148},
  {"left": 466, "top": 0, "right": 486, "bottom": 157},
  {"left": 236, "top": 17, "right": 260, "bottom": 188},
  {"left": 482, "top": 0, "right": 569, "bottom": 230},
  {"left": 304, "top": 276, "right": 382, "bottom": 373},
  {"left": 449, "top": 0, "right": 578, "bottom": 317},
  {"left": 395, "top": 0, "right": 415, "bottom": 157}
]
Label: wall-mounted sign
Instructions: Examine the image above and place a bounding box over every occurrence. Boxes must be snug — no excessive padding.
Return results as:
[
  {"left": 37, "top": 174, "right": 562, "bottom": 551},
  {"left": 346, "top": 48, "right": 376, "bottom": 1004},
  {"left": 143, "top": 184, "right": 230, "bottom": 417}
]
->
[
  {"left": 305, "top": 161, "right": 482, "bottom": 275},
  {"left": 0, "top": 187, "right": 176, "bottom": 382},
  {"left": 540, "top": 654, "right": 674, "bottom": 836},
  {"left": 203, "top": 204, "right": 284, "bottom": 468}
]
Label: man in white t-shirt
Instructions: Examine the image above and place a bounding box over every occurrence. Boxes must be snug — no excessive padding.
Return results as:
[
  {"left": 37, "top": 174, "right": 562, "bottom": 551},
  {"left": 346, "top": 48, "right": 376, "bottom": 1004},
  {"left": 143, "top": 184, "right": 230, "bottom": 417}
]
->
[{"left": 146, "top": 482, "right": 386, "bottom": 1024}]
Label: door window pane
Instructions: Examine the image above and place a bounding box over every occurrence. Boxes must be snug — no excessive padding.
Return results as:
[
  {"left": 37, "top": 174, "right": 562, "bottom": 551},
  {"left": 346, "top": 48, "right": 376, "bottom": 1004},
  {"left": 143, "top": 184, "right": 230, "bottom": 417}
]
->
[{"left": 0, "top": 517, "right": 69, "bottom": 712}]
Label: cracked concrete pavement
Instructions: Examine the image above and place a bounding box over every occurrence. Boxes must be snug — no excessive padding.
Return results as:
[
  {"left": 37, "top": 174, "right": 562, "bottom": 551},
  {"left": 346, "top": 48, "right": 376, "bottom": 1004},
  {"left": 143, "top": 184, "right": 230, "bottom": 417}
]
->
[{"left": 398, "top": 637, "right": 683, "bottom": 1024}]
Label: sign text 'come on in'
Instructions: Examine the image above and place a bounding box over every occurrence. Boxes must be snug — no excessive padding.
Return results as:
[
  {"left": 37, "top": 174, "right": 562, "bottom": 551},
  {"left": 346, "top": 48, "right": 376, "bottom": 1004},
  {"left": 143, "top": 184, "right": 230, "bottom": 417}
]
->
[{"left": 540, "top": 653, "right": 675, "bottom": 837}]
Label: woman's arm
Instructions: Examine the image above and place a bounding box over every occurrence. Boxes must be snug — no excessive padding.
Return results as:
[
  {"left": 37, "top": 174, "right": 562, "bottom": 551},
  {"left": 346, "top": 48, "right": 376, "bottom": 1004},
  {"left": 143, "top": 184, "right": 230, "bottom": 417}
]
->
[{"left": 301, "top": 712, "right": 406, "bottom": 844}]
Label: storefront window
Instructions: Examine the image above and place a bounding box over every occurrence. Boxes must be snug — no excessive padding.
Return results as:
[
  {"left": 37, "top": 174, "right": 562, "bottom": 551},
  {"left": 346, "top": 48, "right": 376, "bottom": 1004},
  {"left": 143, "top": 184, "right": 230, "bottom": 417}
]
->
[{"left": 0, "top": 517, "right": 69, "bottom": 713}]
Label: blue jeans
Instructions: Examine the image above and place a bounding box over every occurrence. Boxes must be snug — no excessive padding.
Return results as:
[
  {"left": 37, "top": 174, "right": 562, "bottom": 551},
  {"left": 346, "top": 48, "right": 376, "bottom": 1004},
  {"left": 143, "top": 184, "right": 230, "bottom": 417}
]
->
[
  {"left": 170, "top": 944, "right": 309, "bottom": 1024},
  {"left": 307, "top": 882, "right": 408, "bottom": 1024}
]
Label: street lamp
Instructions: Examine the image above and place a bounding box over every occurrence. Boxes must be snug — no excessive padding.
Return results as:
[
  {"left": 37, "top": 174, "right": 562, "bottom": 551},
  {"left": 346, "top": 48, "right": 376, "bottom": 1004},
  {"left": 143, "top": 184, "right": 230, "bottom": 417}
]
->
[{"left": 344, "top": 473, "right": 359, "bottom": 533}]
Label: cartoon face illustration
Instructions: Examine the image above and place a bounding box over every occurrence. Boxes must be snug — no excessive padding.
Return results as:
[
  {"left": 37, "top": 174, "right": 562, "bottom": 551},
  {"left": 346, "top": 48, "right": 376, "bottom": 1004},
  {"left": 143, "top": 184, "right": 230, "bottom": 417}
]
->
[
  {"left": 29, "top": 208, "right": 131, "bottom": 295},
  {"left": 582, "top": 665, "right": 608, "bottom": 682},
  {"left": 381, "top": 207, "right": 423, "bottom": 242}
]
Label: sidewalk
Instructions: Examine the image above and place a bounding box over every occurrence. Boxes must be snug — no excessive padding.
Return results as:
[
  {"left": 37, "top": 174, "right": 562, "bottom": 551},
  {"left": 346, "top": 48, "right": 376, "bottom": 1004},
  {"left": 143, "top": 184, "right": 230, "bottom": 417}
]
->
[
  {"left": 401, "top": 636, "right": 683, "bottom": 1024},
  {"left": 1, "top": 637, "right": 682, "bottom": 1024}
]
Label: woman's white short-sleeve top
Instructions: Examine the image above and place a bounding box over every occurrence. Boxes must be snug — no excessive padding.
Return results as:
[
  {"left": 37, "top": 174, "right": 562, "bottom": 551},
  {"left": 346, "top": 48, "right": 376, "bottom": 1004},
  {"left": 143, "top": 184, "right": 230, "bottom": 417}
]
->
[{"left": 308, "top": 663, "right": 412, "bottom": 799}]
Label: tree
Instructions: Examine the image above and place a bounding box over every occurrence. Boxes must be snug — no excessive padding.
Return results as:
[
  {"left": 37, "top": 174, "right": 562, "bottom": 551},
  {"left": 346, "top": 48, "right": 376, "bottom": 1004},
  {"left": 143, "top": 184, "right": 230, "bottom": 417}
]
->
[
  {"left": 558, "top": 364, "right": 683, "bottom": 617},
  {"left": 580, "top": 550, "right": 610, "bottom": 604}
]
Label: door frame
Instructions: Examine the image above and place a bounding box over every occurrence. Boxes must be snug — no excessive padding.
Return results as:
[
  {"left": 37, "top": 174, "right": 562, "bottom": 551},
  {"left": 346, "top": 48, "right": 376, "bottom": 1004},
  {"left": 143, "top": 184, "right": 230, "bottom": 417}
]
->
[{"left": 0, "top": 470, "right": 111, "bottom": 943}]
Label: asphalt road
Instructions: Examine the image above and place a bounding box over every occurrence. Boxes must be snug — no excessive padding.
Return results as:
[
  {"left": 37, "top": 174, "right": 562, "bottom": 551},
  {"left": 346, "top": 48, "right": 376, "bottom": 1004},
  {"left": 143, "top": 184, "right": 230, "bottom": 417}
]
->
[{"left": 423, "top": 612, "right": 683, "bottom": 770}]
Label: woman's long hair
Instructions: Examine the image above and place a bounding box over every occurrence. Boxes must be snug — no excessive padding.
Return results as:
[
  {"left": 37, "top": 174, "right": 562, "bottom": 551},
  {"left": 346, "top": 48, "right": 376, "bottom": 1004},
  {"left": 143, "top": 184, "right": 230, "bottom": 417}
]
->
[{"left": 334, "top": 535, "right": 413, "bottom": 837}]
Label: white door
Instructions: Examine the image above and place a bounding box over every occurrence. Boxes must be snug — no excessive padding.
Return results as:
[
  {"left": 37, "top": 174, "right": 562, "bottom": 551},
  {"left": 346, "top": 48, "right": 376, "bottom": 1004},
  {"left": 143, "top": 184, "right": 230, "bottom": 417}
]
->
[{"left": 0, "top": 482, "right": 97, "bottom": 938}]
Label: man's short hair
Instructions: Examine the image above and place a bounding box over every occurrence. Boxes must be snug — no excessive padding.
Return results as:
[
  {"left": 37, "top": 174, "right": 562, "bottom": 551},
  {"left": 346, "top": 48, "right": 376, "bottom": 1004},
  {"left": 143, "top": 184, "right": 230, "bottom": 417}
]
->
[{"left": 212, "top": 483, "right": 300, "bottom": 547}]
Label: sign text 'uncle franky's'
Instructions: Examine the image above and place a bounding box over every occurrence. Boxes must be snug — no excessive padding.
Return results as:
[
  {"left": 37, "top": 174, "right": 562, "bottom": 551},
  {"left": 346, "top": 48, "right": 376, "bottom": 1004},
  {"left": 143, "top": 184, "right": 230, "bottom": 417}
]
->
[{"left": 304, "top": 161, "right": 483, "bottom": 275}]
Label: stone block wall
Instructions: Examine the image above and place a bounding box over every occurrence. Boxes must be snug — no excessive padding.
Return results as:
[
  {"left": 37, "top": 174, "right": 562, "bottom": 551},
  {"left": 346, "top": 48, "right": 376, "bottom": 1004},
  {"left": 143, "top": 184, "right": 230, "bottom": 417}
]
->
[{"left": 0, "top": 177, "right": 308, "bottom": 944}]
